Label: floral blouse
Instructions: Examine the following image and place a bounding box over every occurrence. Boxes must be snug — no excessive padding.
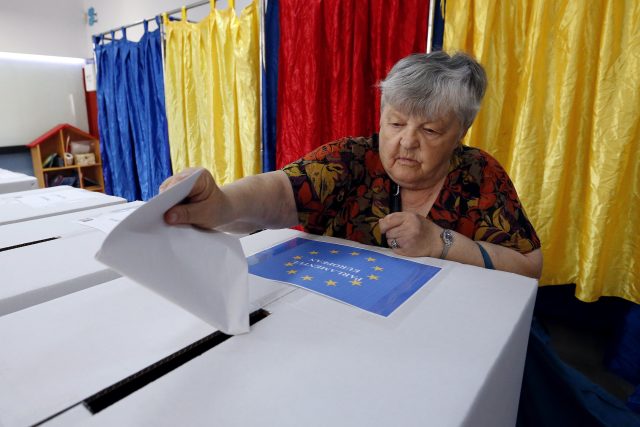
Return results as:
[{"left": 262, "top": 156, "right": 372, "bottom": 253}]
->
[{"left": 283, "top": 135, "right": 541, "bottom": 254}]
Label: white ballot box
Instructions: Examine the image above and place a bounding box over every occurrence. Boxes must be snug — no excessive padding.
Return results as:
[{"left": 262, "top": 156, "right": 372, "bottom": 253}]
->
[
  {"left": 0, "top": 201, "right": 143, "bottom": 250},
  {"left": 0, "top": 185, "right": 125, "bottom": 225},
  {"left": 0, "top": 168, "right": 38, "bottom": 194},
  {"left": 1, "top": 230, "right": 537, "bottom": 427},
  {"left": 0, "top": 202, "right": 143, "bottom": 316},
  {"left": 0, "top": 231, "right": 120, "bottom": 317},
  {"left": 0, "top": 275, "right": 293, "bottom": 427}
]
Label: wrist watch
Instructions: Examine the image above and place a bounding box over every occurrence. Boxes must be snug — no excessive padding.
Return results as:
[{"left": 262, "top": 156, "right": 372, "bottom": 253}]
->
[{"left": 440, "top": 229, "right": 454, "bottom": 259}]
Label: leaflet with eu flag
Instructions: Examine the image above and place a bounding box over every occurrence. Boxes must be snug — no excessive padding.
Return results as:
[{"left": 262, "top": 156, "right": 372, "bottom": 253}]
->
[{"left": 247, "top": 237, "right": 441, "bottom": 317}]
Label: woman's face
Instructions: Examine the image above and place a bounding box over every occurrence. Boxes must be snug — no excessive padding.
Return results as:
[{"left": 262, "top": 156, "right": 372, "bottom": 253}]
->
[{"left": 379, "top": 105, "right": 464, "bottom": 190}]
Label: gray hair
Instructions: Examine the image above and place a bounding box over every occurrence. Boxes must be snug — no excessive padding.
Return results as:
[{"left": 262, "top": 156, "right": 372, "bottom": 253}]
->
[{"left": 379, "top": 51, "right": 487, "bottom": 130}]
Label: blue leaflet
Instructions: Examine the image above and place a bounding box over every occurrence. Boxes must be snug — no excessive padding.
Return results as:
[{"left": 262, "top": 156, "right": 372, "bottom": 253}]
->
[{"left": 248, "top": 238, "right": 441, "bottom": 317}]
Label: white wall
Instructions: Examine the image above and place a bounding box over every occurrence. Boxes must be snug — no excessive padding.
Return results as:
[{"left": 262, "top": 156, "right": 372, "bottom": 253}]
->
[
  {"left": 0, "top": 1, "right": 89, "bottom": 150},
  {"left": 0, "top": 57, "right": 88, "bottom": 147},
  {"left": 0, "top": 0, "right": 87, "bottom": 58}
]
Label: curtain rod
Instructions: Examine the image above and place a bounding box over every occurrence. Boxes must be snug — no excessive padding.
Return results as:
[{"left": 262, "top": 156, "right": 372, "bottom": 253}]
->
[
  {"left": 163, "top": 0, "right": 210, "bottom": 17},
  {"left": 94, "top": 18, "right": 149, "bottom": 39},
  {"left": 92, "top": 0, "right": 211, "bottom": 39},
  {"left": 426, "top": 0, "right": 436, "bottom": 53}
]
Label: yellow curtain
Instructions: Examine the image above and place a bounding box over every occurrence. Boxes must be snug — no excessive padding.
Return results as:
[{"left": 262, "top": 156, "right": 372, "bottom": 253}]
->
[
  {"left": 444, "top": 0, "right": 640, "bottom": 303},
  {"left": 163, "top": 0, "right": 261, "bottom": 185}
]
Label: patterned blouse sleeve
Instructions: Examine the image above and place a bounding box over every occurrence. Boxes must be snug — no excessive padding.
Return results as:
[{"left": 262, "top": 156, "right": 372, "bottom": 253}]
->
[
  {"left": 281, "top": 139, "right": 352, "bottom": 234},
  {"left": 473, "top": 155, "right": 541, "bottom": 254}
]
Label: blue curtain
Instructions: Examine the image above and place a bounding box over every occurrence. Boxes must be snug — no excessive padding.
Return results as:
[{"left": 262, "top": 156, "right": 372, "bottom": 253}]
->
[
  {"left": 95, "top": 19, "right": 172, "bottom": 201},
  {"left": 261, "top": 0, "right": 279, "bottom": 172},
  {"left": 517, "top": 318, "right": 640, "bottom": 426},
  {"left": 607, "top": 305, "right": 640, "bottom": 413},
  {"left": 432, "top": 0, "right": 445, "bottom": 51}
]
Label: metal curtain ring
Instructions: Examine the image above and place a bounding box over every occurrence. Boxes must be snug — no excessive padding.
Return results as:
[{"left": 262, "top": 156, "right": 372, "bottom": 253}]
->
[{"left": 390, "top": 238, "right": 399, "bottom": 249}]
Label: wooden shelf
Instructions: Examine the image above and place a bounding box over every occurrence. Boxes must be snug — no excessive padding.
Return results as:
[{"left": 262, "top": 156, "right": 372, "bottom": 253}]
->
[
  {"left": 42, "top": 165, "right": 78, "bottom": 172},
  {"left": 43, "top": 163, "right": 102, "bottom": 172},
  {"left": 29, "top": 125, "right": 105, "bottom": 193}
]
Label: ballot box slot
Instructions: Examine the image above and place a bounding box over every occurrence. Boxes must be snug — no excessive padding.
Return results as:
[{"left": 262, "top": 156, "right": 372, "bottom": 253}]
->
[
  {"left": 82, "top": 308, "right": 270, "bottom": 414},
  {"left": 0, "top": 236, "right": 60, "bottom": 252}
]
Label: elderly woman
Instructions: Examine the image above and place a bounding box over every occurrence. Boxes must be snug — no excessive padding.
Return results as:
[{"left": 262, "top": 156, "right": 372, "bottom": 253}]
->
[{"left": 163, "top": 51, "right": 542, "bottom": 278}]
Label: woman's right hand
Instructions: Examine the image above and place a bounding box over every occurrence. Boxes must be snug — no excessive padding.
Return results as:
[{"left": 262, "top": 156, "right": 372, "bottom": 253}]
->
[{"left": 161, "top": 167, "right": 228, "bottom": 229}]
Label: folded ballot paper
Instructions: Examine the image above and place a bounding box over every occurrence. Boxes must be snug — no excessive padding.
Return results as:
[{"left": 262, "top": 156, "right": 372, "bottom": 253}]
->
[{"left": 95, "top": 170, "right": 249, "bottom": 335}]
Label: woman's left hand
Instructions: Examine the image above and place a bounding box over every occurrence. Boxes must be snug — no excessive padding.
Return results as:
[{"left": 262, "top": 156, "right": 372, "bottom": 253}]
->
[{"left": 378, "top": 212, "right": 442, "bottom": 257}]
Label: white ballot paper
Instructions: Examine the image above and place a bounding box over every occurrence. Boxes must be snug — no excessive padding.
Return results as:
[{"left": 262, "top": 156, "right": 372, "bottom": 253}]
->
[{"left": 95, "top": 170, "right": 249, "bottom": 334}]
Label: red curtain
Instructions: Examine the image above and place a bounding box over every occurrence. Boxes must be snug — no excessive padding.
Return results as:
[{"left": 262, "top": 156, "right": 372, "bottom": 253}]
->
[
  {"left": 276, "top": 0, "right": 429, "bottom": 168},
  {"left": 83, "top": 67, "right": 100, "bottom": 138}
]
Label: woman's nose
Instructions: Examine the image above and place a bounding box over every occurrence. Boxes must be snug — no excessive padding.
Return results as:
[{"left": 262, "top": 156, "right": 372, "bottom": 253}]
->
[{"left": 399, "top": 128, "right": 420, "bottom": 149}]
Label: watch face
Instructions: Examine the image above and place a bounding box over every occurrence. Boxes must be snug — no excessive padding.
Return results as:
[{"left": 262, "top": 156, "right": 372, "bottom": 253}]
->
[{"left": 443, "top": 229, "right": 454, "bottom": 245}]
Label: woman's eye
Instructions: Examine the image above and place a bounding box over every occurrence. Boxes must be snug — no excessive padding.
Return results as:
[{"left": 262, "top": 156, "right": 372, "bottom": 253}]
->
[
  {"left": 390, "top": 122, "right": 404, "bottom": 128},
  {"left": 423, "top": 128, "right": 437, "bottom": 134}
]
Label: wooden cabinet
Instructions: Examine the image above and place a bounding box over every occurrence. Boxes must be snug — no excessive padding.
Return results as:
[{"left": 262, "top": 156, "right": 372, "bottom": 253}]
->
[{"left": 27, "top": 124, "right": 105, "bottom": 192}]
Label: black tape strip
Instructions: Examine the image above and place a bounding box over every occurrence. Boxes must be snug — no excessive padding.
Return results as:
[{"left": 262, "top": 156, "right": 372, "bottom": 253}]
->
[{"left": 83, "top": 308, "right": 270, "bottom": 414}]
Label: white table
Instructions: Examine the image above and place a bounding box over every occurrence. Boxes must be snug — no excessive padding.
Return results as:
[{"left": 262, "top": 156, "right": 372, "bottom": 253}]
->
[
  {"left": 0, "top": 168, "right": 38, "bottom": 194},
  {"left": 0, "top": 186, "right": 125, "bottom": 225},
  {"left": 1, "top": 230, "right": 537, "bottom": 427}
]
